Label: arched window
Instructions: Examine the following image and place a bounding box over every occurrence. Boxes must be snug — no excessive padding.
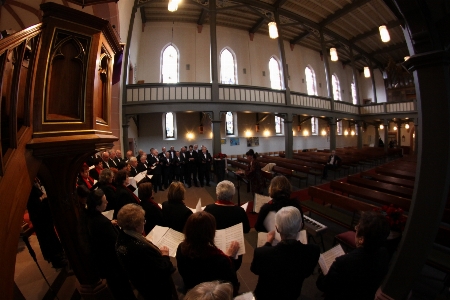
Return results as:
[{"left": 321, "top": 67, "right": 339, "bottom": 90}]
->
[
  {"left": 311, "top": 117, "right": 319, "bottom": 135},
  {"left": 305, "top": 66, "right": 317, "bottom": 96},
  {"left": 275, "top": 116, "right": 284, "bottom": 134},
  {"left": 332, "top": 74, "right": 341, "bottom": 100},
  {"left": 226, "top": 112, "right": 234, "bottom": 135},
  {"left": 351, "top": 81, "right": 358, "bottom": 104},
  {"left": 163, "top": 112, "right": 176, "bottom": 139},
  {"left": 161, "top": 45, "right": 178, "bottom": 83},
  {"left": 220, "top": 48, "right": 236, "bottom": 84},
  {"left": 269, "top": 57, "right": 282, "bottom": 90}
]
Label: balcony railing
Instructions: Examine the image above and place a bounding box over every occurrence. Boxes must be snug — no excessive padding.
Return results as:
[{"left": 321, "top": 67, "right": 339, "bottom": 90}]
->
[{"left": 125, "top": 83, "right": 416, "bottom": 116}]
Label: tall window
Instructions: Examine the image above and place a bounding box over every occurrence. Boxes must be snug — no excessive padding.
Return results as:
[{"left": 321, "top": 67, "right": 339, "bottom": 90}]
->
[
  {"left": 226, "top": 112, "right": 234, "bottom": 135},
  {"left": 311, "top": 117, "right": 319, "bottom": 135},
  {"left": 161, "top": 45, "right": 178, "bottom": 83},
  {"left": 305, "top": 66, "right": 317, "bottom": 95},
  {"left": 351, "top": 81, "right": 358, "bottom": 104},
  {"left": 332, "top": 74, "right": 341, "bottom": 100},
  {"left": 269, "top": 57, "right": 282, "bottom": 90},
  {"left": 275, "top": 116, "right": 284, "bottom": 134},
  {"left": 355, "top": 123, "right": 359, "bottom": 135},
  {"left": 163, "top": 112, "right": 176, "bottom": 139},
  {"left": 220, "top": 48, "right": 236, "bottom": 84},
  {"left": 337, "top": 120, "right": 343, "bottom": 135}
]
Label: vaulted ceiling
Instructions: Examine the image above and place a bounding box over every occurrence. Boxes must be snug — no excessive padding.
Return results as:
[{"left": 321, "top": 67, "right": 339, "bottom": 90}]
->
[{"left": 138, "top": 0, "right": 408, "bottom": 71}]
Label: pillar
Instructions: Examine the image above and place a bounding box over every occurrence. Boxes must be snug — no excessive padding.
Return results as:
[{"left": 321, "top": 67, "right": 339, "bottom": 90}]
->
[
  {"left": 350, "top": 47, "right": 361, "bottom": 105},
  {"left": 211, "top": 111, "right": 222, "bottom": 156},
  {"left": 374, "top": 124, "right": 380, "bottom": 146},
  {"left": 384, "top": 120, "right": 389, "bottom": 153},
  {"left": 414, "top": 119, "right": 419, "bottom": 155},
  {"left": 328, "top": 117, "right": 337, "bottom": 150},
  {"left": 396, "top": 122, "right": 402, "bottom": 147},
  {"left": 320, "top": 30, "right": 334, "bottom": 111},
  {"left": 122, "top": 116, "right": 129, "bottom": 152},
  {"left": 369, "top": 64, "right": 378, "bottom": 103},
  {"left": 274, "top": 10, "right": 291, "bottom": 106},
  {"left": 209, "top": 0, "right": 219, "bottom": 102},
  {"left": 357, "top": 121, "right": 363, "bottom": 149},
  {"left": 284, "top": 113, "right": 293, "bottom": 159}
]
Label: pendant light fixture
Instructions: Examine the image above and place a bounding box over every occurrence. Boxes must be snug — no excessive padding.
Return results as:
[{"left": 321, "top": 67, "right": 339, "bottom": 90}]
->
[
  {"left": 364, "top": 67, "right": 370, "bottom": 78},
  {"left": 379, "top": 25, "right": 390, "bottom": 42},
  {"left": 330, "top": 48, "right": 338, "bottom": 61},
  {"left": 268, "top": 22, "right": 278, "bottom": 39}
]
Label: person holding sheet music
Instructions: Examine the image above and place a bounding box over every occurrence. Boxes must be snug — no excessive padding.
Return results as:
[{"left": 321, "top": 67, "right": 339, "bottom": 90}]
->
[
  {"left": 137, "top": 154, "right": 149, "bottom": 173},
  {"left": 254, "top": 175, "right": 304, "bottom": 233},
  {"left": 97, "top": 168, "right": 117, "bottom": 212},
  {"left": 251, "top": 207, "right": 320, "bottom": 300},
  {"left": 149, "top": 148, "right": 164, "bottom": 192},
  {"left": 138, "top": 182, "right": 165, "bottom": 234},
  {"left": 129, "top": 157, "right": 139, "bottom": 177},
  {"left": 86, "top": 189, "right": 136, "bottom": 300},
  {"left": 161, "top": 181, "right": 193, "bottom": 232},
  {"left": 176, "top": 211, "right": 240, "bottom": 295},
  {"left": 89, "top": 157, "right": 103, "bottom": 181},
  {"left": 204, "top": 180, "right": 250, "bottom": 271},
  {"left": 244, "top": 149, "right": 265, "bottom": 195},
  {"left": 116, "top": 204, "right": 178, "bottom": 300},
  {"left": 113, "top": 170, "right": 141, "bottom": 219},
  {"left": 77, "top": 163, "right": 95, "bottom": 190},
  {"left": 316, "top": 211, "right": 390, "bottom": 300}
]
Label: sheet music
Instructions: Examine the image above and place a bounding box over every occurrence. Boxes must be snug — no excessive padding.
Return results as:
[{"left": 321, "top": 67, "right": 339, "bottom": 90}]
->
[
  {"left": 195, "top": 198, "right": 202, "bottom": 212},
  {"left": 134, "top": 171, "right": 147, "bottom": 183},
  {"left": 128, "top": 177, "right": 137, "bottom": 189},
  {"left": 145, "top": 226, "right": 184, "bottom": 257},
  {"left": 257, "top": 230, "right": 307, "bottom": 247},
  {"left": 158, "top": 203, "right": 162, "bottom": 208},
  {"left": 133, "top": 188, "right": 139, "bottom": 197},
  {"left": 253, "top": 194, "right": 272, "bottom": 213},
  {"left": 241, "top": 202, "right": 249, "bottom": 212},
  {"left": 89, "top": 165, "right": 95, "bottom": 170},
  {"left": 262, "top": 211, "right": 276, "bottom": 232},
  {"left": 214, "top": 223, "right": 245, "bottom": 258},
  {"left": 318, "top": 244, "right": 345, "bottom": 275},
  {"left": 234, "top": 292, "right": 254, "bottom": 300},
  {"left": 101, "top": 210, "right": 114, "bottom": 220}
]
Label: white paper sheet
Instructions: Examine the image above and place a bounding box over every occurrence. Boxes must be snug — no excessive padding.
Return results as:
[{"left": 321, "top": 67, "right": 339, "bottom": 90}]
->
[
  {"left": 253, "top": 194, "right": 272, "bottom": 213},
  {"left": 101, "top": 210, "right": 114, "bottom": 220},
  {"left": 257, "top": 230, "right": 307, "bottom": 247}
]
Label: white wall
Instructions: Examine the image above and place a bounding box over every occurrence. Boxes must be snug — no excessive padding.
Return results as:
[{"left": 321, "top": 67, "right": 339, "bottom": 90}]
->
[
  {"left": 136, "top": 112, "right": 357, "bottom": 155},
  {"left": 358, "top": 70, "right": 387, "bottom": 103}
]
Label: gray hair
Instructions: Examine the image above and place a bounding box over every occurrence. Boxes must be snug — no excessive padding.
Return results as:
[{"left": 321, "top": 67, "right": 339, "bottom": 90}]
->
[
  {"left": 117, "top": 203, "right": 145, "bottom": 231},
  {"left": 184, "top": 281, "right": 233, "bottom": 300},
  {"left": 129, "top": 156, "right": 137, "bottom": 162},
  {"left": 275, "top": 206, "right": 302, "bottom": 240},
  {"left": 216, "top": 180, "right": 235, "bottom": 201}
]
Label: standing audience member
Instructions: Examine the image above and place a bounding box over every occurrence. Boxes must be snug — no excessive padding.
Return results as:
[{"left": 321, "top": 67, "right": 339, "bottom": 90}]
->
[
  {"left": 255, "top": 175, "right": 304, "bottom": 233},
  {"left": 86, "top": 189, "right": 136, "bottom": 300},
  {"left": 198, "top": 146, "right": 212, "bottom": 187},
  {"left": 176, "top": 212, "right": 240, "bottom": 295},
  {"left": 137, "top": 154, "right": 149, "bottom": 173},
  {"left": 251, "top": 207, "right": 320, "bottom": 300},
  {"left": 113, "top": 170, "right": 140, "bottom": 219},
  {"left": 244, "top": 149, "right": 265, "bottom": 195},
  {"left": 316, "top": 211, "right": 390, "bottom": 300},
  {"left": 27, "top": 177, "right": 67, "bottom": 269},
  {"left": 126, "top": 150, "right": 133, "bottom": 162},
  {"left": 115, "top": 150, "right": 124, "bottom": 164},
  {"left": 184, "top": 281, "right": 233, "bottom": 300},
  {"left": 116, "top": 204, "right": 178, "bottom": 300},
  {"left": 180, "top": 147, "right": 188, "bottom": 184},
  {"left": 108, "top": 150, "right": 118, "bottom": 168},
  {"left": 204, "top": 180, "right": 250, "bottom": 270},
  {"left": 138, "top": 182, "right": 165, "bottom": 234},
  {"left": 161, "top": 182, "right": 193, "bottom": 232},
  {"left": 322, "top": 150, "right": 341, "bottom": 180}
]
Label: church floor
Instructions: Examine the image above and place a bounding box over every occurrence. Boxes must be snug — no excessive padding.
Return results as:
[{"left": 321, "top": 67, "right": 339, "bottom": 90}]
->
[{"left": 15, "top": 167, "right": 450, "bottom": 299}]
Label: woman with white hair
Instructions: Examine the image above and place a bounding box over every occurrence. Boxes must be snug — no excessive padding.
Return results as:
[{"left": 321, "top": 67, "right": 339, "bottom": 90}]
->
[
  {"left": 204, "top": 180, "right": 250, "bottom": 270},
  {"left": 251, "top": 206, "right": 320, "bottom": 300},
  {"left": 184, "top": 281, "right": 233, "bottom": 300},
  {"left": 116, "top": 204, "right": 177, "bottom": 300}
]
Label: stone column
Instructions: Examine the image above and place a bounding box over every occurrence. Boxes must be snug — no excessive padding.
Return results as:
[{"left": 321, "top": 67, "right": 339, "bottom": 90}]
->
[
  {"left": 209, "top": 0, "right": 219, "bottom": 102},
  {"left": 122, "top": 116, "right": 129, "bottom": 152},
  {"left": 369, "top": 64, "right": 378, "bottom": 103},
  {"left": 397, "top": 122, "right": 402, "bottom": 147},
  {"left": 211, "top": 111, "right": 222, "bottom": 156},
  {"left": 357, "top": 121, "right": 363, "bottom": 149},
  {"left": 320, "top": 30, "right": 334, "bottom": 111},
  {"left": 374, "top": 124, "right": 380, "bottom": 147},
  {"left": 328, "top": 117, "right": 337, "bottom": 150},
  {"left": 284, "top": 113, "right": 293, "bottom": 159}
]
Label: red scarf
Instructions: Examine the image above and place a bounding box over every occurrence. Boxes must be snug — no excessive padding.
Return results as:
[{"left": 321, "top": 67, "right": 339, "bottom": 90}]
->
[
  {"left": 82, "top": 177, "right": 94, "bottom": 189},
  {"left": 215, "top": 200, "right": 235, "bottom": 206}
]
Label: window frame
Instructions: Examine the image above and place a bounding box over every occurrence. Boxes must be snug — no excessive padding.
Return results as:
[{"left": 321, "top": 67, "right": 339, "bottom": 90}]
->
[
  {"left": 275, "top": 115, "right": 284, "bottom": 135},
  {"left": 311, "top": 117, "right": 319, "bottom": 135},
  {"left": 220, "top": 47, "right": 237, "bottom": 85},
  {"left": 162, "top": 112, "right": 177, "bottom": 140},
  {"left": 332, "top": 74, "right": 341, "bottom": 101},
  {"left": 225, "top": 111, "right": 236, "bottom": 136},
  {"left": 269, "top": 56, "right": 283, "bottom": 90},
  {"left": 337, "top": 120, "right": 343, "bottom": 136},
  {"left": 160, "top": 44, "right": 179, "bottom": 83},
  {"left": 305, "top": 65, "right": 317, "bottom": 96}
]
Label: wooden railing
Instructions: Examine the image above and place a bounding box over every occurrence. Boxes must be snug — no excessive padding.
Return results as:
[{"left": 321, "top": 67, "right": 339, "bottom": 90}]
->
[{"left": 126, "top": 83, "right": 416, "bottom": 116}]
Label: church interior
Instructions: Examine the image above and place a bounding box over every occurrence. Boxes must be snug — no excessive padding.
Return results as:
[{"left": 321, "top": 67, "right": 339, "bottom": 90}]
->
[{"left": 0, "top": 0, "right": 449, "bottom": 299}]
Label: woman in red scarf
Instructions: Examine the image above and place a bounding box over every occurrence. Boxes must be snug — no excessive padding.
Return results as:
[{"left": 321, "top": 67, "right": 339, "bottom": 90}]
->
[{"left": 77, "top": 164, "right": 95, "bottom": 190}]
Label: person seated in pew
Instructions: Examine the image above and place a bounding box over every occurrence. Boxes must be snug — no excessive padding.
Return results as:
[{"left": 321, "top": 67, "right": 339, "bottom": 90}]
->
[
  {"left": 89, "top": 157, "right": 103, "bottom": 181},
  {"left": 204, "top": 180, "right": 250, "bottom": 271},
  {"left": 184, "top": 281, "right": 233, "bottom": 300},
  {"left": 176, "top": 211, "right": 240, "bottom": 295},
  {"left": 322, "top": 150, "right": 342, "bottom": 180},
  {"left": 316, "top": 211, "right": 390, "bottom": 300},
  {"left": 116, "top": 204, "right": 178, "bottom": 300},
  {"left": 255, "top": 175, "right": 304, "bottom": 233},
  {"left": 86, "top": 189, "right": 136, "bottom": 300},
  {"left": 97, "top": 168, "right": 117, "bottom": 212},
  {"left": 77, "top": 163, "right": 95, "bottom": 190},
  {"left": 161, "top": 181, "right": 193, "bottom": 232},
  {"left": 138, "top": 182, "right": 165, "bottom": 234},
  {"left": 251, "top": 206, "right": 320, "bottom": 300}
]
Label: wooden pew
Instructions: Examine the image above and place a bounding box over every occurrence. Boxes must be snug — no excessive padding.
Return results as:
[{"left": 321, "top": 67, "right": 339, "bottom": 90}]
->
[
  {"left": 303, "top": 186, "right": 379, "bottom": 230},
  {"left": 360, "top": 172, "right": 415, "bottom": 189},
  {"left": 271, "top": 166, "right": 308, "bottom": 187},
  {"left": 259, "top": 155, "right": 323, "bottom": 184},
  {"left": 330, "top": 180, "right": 411, "bottom": 211},
  {"left": 375, "top": 167, "right": 416, "bottom": 180},
  {"left": 347, "top": 175, "right": 414, "bottom": 199}
]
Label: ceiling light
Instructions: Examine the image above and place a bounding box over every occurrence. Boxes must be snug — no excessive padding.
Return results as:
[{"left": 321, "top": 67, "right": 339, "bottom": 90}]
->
[
  {"left": 330, "top": 48, "right": 338, "bottom": 61},
  {"left": 379, "top": 124, "right": 384, "bottom": 130},
  {"left": 379, "top": 25, "right": 390, "bottom": 42},
  {"left": 404, "top": 56, "right": 410, "bottom": 61},
  {"left": 268, "top": 22, "right": 278, "bottom": 39},
  {"left": 168, "top": 0, "right": 178, "bottom": 12},
  {"left": 405, "top": 124, "right": 410, "bottom": 129},
  {"left": 364, "top": 67, "right": 370, "bottom": 78}
]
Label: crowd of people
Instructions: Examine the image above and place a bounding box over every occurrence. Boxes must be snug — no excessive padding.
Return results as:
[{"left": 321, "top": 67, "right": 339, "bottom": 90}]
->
[{"left": 27, "top": 145, "right": 393, "bottom": 300}]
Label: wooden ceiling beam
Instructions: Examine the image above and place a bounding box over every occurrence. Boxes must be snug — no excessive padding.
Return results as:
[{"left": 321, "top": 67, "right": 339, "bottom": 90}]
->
[
  {"left": 319, "top": 0, "right": 372, "bottom": 27},
  {"left": 290, "top": 31, "right": 311, "bottom": 44},
  {"left": 249, "top": 17, "right": 266, "bottom": 33},
  {"left": 369, "top": 42, "right": 407, "bottom": 56},
  {"left": 197, "top": 8, "right": 208, "bottom": 25}
]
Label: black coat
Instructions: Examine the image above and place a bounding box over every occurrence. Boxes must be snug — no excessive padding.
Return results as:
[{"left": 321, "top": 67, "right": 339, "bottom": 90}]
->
[
  {"left": 161, "top": 201, "right": 192, "bottom": 232},
  {"left": 116, "top": 230, "right": 177, "bottom": 300},
  {"left": 149, "top": 155, "right": 162, "bottom": 175},
  {"left": 255, "top": 195, "right": 304, "bottom": 233},
  {"left": 140, "top": 198, "right": 165, "bottom": 234},
  {"left": 251, "top": 239, "right": 320, "bottom": 300}
]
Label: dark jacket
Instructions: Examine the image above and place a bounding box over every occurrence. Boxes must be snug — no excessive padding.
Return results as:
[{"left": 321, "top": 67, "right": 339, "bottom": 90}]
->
[
  {"left": 161, "top": 201, "right": 193, "bottom": 232},
  {"left": 140, "top": 198, "right": 165, "bottom": 234},
  {"left": 316, "top": 247, "right": 390, "bottom": 300},
  {"left": 326, "top": 154, "right": 341, "bottom": 166},
  {"left": 251, "top": 239, "right": 320, "bottom": 300},
  {"left": 116, "top": 230, "right": 177, "bottom": 300}
]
